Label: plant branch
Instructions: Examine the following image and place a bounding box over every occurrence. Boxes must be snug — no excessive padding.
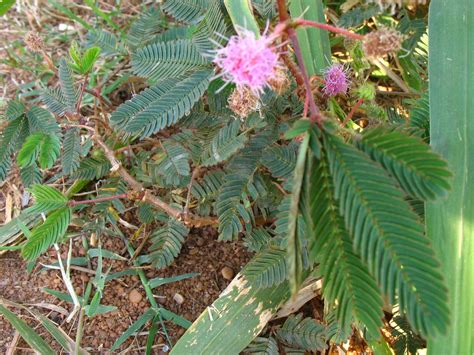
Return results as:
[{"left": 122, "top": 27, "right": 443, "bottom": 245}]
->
[
  {"left": 341, "top": 98, "right": 364, "bottom": 127},
  {"left": 91, "top": 133, "right": 218, "bottom": 227},
  {"left": 68, "top": 193, "right": 128, "bottom": 207},
  {"left": 293, "top": 19, "right": 364, "bottom": 40},
  {"left": 277, "top": 0, "right": 321, "bottom": 123}
]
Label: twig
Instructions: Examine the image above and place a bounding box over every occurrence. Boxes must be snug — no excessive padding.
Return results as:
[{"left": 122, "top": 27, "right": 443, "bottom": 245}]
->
[
  {"left": 184, "top": 167, "right": 200, "bottom": 216},
  {"left": 293, "top": 19, "right": 364, "bottom": 40},
  {"left": 341, "top": 98, "right": 364, "bottom": 127},
  {"left": 92, "top": 133, "right": 218, "bottom": 227},
  {"left": 68, "top": 193, "right": 128, "bottom": 207},
  {"left": 76, "top": 73, "right": 89, "bottom": 114}
]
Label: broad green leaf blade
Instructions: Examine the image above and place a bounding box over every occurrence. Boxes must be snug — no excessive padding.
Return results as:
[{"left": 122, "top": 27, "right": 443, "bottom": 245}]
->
[
  {"left": 224, "top": 0, "right": 260, "bottom": 35},
  {"left": 427, "top": 1, "right": 474, "bottom": 354},
  {"left": 0, "top": 304, "right": 55, "bottom": 355},
  {"left": 21, "top": 207, "right": 72, "bottom": 261},
  {"left": 289, "top": 0, "right": 331, "bottom": 75},
  {"left": 171, "top": 272, "right": 290, "bottom": 353}
]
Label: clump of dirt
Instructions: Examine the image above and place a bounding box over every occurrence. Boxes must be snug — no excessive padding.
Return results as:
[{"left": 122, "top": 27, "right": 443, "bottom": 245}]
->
[{"left": 0, "top": 227, "right": 252, "bottom": 352}]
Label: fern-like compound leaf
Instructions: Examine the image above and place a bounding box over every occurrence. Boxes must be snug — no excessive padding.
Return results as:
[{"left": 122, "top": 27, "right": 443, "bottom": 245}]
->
[
  {"left": 155, "top": 141, "right": 190, "bottom": 186},
  {"left": 110, "top": 70, "right": 211, "bottom": 138},
  {"left": 126, "top": 6, "right": 164, "bottom": 49},
  {"left": 310, "top": 153, "right": 384, "bottom": 338},
  {"left": 5, "top": 100, "right": 25, "bottom": 121},
  {"left": 41, "top": 87, "right": 70, "bottom": 117},
  {"left": 0, "top": 115, "right": 27, "bottom": 165},
  {"left": 140, "top": 218, "right": 189, "bottom": 269},
  {"left": 216, "top": 173, "right": 250, "bottom": 241},
  {"left": 323, "top": 132, "right": 449, "bottom": 337},
  {"left": 132, "top": 39, "right": 208, "bottom": 82},
  {"left": 72, "top": 156, "right": 112, "bottom": 180},
  {"left": 17, "top": 132, "right": 60, "bottom": 169},
  {"left": 28, "top": 185, "right": 68, "bottom": 214},
  {"left": 356, "top": 127, "right": 452, "bottom": 200},
  {"left": 20, "top": 163, "right": 42, "bottom": 188},
  {"left": 245, "top": 337, "right": 279, "bottom": 355},
  {"left": 58, "top": 58, "right": 77, "bottom": 111},
  {"left": 26, "top": 106, "right": 60, "bottom": 134},
  {"left": 276, "top": 314, "right": 327, "bottom": 352},
  {"left": 201, "top": 120, "right": 248, "bottom": 166},
  {"left": 162, "top": 0, "right": 208, "bottom": 24},
  {"left": 409, "top": 92, "right": 430, "bottom": 141},
  {"left": 21, "top": 207, "right": 72, "bottom": 261},
  {"left": 242, "top": 247, "right": 287, "bottom": 288},
  {"left": 243, "top": 227, "right": 273, "bottom": 253},
  {"left": 261, "top": 144, "right": 297, "bottom": 181},
  {"left": 62, "top": 128, "right": 81, "bottom": 175}
]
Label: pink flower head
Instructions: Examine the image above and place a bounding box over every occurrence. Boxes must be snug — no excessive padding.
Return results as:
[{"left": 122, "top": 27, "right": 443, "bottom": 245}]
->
[
  {"left": 322, "top": 64, "right": 349, "bottom": 97},
  {"left": 213, "top": 27, "right": 279, "bottom": 95}
]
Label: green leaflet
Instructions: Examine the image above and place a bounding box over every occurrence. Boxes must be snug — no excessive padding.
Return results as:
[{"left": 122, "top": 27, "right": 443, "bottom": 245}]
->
[
  {"left": 139, "top": 218, "right": 189, "bottom": 269},
  {"left": 17, "top": 131, "right": 61, "bottom": 169},
  {"left": 62, "top": 127, "right": 81, "bottom": 175},
  {"left": 323, "top": 131, "right": 449, "bottom": 337},
  {"left": 356, "top": 127, "right": 452, "bottom": 200},
  {"left": 309, "top": 152, "right": 384, "bottom": 338},
  {"left": 276, "top": 314, "right": 327, "bottom": 352},
  {"left": 28, "top": 185, "right": 68, "bottom": 214},
  {"left": 110, "top": 70, "right": 212, "bottom": 138},
  {"left": 132, "top": 39, "right": 208, "bottom": 83},
  {"left": 21, "top": 207, "right": 72, "bottom": 261},
  {"left": 162, "top": 0, "right": 208, "bottom": 24},
  {"left": 427, "top": 1, "right": 474, "bottom": 354},
  {"left": 200, "top": 120, "right": 248, "bottom": 166}
]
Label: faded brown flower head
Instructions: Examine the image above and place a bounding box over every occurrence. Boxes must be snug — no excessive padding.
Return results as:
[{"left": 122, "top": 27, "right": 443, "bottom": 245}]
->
[
  {"left": 268, "top": 68, "right": 290, "bottom": 95},
  {"left": 228, "top": 86, "right": 259, "bottom": 119},
  {"left": 362, "top": 27, "right": 404, "bottom": 59},
  {"left": 25, "top": 31, "right": 44, "bottom": 52}
]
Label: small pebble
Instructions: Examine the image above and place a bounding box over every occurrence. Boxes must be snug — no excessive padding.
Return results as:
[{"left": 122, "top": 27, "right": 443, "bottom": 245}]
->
[
  {"left": 128, "top": 289, "right": 143, "bottom": 304},
  {"left": 221, "top": 266, "right": 234, "bottom": 280},
  {"left": 173, "top": 293, "right": 184, "bottom": 304}
]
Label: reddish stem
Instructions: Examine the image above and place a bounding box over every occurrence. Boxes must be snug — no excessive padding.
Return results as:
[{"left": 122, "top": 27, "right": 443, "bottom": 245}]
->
[
  {"left": 69, "top": 193, "right": 128, "bottom": 207},
  {"left": 341, "top": 98, "right": 364, "bottom": 127},
  {"left": 293, "top": 19, "right": 365, "bottom": 40},
  {"left": 277, "top": 0, "right": 320, "bottom": 123}
]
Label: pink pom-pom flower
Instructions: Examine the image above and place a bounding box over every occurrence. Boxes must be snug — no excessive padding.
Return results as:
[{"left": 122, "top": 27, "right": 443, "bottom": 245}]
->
[
  {"left": 322, "top": 64, "right": 350, "bottom": 97},
  {"left": 213, "top": 27, "right": 280, "bottom": 95}
]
